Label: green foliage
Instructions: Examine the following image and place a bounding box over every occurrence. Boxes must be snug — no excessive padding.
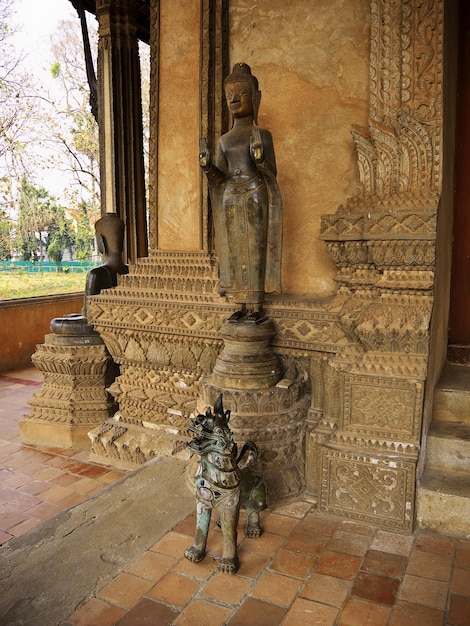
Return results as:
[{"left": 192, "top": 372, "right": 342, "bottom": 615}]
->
[
  {"left": 75, "top": 201, "right": 94, "bottom": 262},
  {"left": 46, "top": 205, "right": 74, "bottom": 270},
  {"left": 0, "top": 209, "right": 12, "bottom": 261},
  {"left": 50, "top": 61, "right": 61, "bottom": 79}
]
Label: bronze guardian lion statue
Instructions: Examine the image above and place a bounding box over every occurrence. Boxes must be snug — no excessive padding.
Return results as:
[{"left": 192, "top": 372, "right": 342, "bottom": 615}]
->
[{"left": 185, "top": 395, "right": 267, "bottom": 574}]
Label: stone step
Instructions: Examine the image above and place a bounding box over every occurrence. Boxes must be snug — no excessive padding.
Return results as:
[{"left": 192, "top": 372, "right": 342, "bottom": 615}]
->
[
  {"left": 432, "top": 363, "right": 470, "bottom": 424},
  {"left": 417, "top": 468, "right": 470, "bottom": 539},
  {"left": 425, "top": 422, "right": 470, "bottom": 472}
]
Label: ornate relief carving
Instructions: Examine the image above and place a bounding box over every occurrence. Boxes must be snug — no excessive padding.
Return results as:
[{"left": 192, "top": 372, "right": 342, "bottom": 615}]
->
[
  {"left": 21, "top": 342, "right": 116, "bottom": 449},
  {"left": 320, "top": 448, "right": 415, "bottom": 530}
]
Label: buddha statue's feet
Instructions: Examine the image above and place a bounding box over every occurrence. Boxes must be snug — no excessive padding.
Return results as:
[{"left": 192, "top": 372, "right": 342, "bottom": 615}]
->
[
  {"left": 245, "top": 310, "right": 267, "bottom": 324},
  {"left": 226, "top": 309, "right": 246, "bottom": 324}
]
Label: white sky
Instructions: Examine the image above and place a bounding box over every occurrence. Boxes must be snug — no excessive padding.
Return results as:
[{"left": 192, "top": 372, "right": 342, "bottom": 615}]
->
[
  {"left": 13, "top": 0, "right": 76, "bottom": 51},
  {"left": 10, "top": 0, "right": 87, "bottom": 199}
]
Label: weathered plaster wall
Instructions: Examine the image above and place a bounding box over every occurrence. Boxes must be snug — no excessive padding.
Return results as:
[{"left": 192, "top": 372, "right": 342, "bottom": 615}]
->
[
  {"left": 229, "top": 0, "right": 371, "bottom": 297},
  {"left": 157, "top": 0, "right": 201, "bottom": 250}
]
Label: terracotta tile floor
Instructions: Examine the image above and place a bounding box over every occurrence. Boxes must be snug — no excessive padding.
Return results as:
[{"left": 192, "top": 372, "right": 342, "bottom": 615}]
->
[
  {"left": 1, "top": 369, "right": 470, "bottom": 625},
  {"left": 0, "top": 368, "right": 128, "bottom": 546}
]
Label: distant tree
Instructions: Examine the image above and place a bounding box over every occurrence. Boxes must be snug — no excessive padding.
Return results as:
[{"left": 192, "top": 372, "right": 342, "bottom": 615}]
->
[
  {"left": 40, "top": 17, "right": 100, "bottom": 208},
  {"left": 0, "top": 209, "right": 13, "bottom": 260},
  {"left": 46, "top": 205, "right": 74, "bottom": 270},
  {"left": 0, "top": 0, "right": 40, "bottom": 180},
  {"left": 75, "top": 200, "right": 94, "bottom": 262},
  {"left": 15, "top": 179, "right": 52, "bottom": 261}
]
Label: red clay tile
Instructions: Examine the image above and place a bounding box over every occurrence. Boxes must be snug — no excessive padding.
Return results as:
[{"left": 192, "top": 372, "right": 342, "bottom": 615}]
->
[
  {"left": 300, "top": 572, "right": 352, "bottom": 607},
  {"left": 398, "top": 574, "right": 448, "bottom": 610},
  {"left": 370, "top": 530, "right": 414, "bottom": 556},
  {"left": 296, "top": 512, "right": 339, "bottom": 536},
  {"left": 18, "top": 480, "right": 51, "bottom": 496},
  {"left": 270, "top": 547, "right": 317, "bottom": 578},
  {"left": 148, "top": 572, "right": 201, "bottom": 607},
  {"left": 239, "top": 530, "right": 285, "bottom": 556},
  {"left": 284, "top": 529, "right": 329, "bottom": 555},
  {"left": 8, "top": 516, "right": 42, "bottom": 536},
  {"left": 173, "top": 551, "right": 219, "bottom": 580},
  {"left": 414, "top": 532, "right": 456, "bottom": 558},
  {"left": 338, "top": 597, "right": 392, "bottom": 625},
  {"left": 173, "top": 598, "right": 231, "bottom": 625},
  {"left": 40, "top": 484, "right": 74, "bottom": 503},
  {"left": 78, "top": 464, "right": 110, "bottom": 479},
  {"left": 125, "top": 550, "right": 177, "bottom": 582},
  {"left": 452, "top": 567, "right": 470, "bottom": 596},
  {"left": 327, "top": 530, "right": 372, "bottom": 556},
  {"left": 227, "top": 597, "right": 287, "bottom": 626},
  {"left": 340, "top": 520, "right": 376, "bottom": 536},
  {"left": 352, "top": 571, "right": 400, "bottom": 605},
  {"left": 250, "top": 571, "right": 301, "bottom": 607},
  {"left": 116, "top": 598, "right": 179, "bottom": 625},
  {"left": 150, "top": 530, "right": 191, "bottom": 558},
  {"left": 26, "top": 500, "right": 62, "bottom": 521},
  {"left": 283, "top": 597, "right": 339, "bottom": 626},
  {"left": 448, "top": 594, "right": 470, "bottom": 626},
  {"left": 315, "top": 550, "right": 362, "bottom": 580},
  {"left": 172, "top": 512, "right": 197, "bottom": 537},
  {"left": 261, "top": 512, "right": 300, "bottom": 536},
  {"left": 0, "top": 510, "right": 28, "bottom": 531},
  {"left": 361, "top": 549, "right": 407, "bottom": 578},
  {"left": 456, "top": 540, "right": 470, "bottom": 569},
  {"left": 66, "top": 597, "right": 126, "bottom": 626},
  {"left": 98, "top": 572, "right": 154, "bottom": 609},
  {"left": 0, "top": 529, "right": 13, "bottom": 544},
  {"left": 389, "top": 600, "right": 445, "bottom": 626},
  {"left": 406, "top": 549, "right": 453, "bottom": 581},
  {"left": 51, "top": 473, "right": 82, "bottom": 487},
  {"left": 235, "top": 550, "right": 270, "bottom": 579},
  {"left": 98, "top": 469, "right": 127, "bottom": 484},
  {"left": 202, "top": 572, "right": 252, "bottom": 606}
]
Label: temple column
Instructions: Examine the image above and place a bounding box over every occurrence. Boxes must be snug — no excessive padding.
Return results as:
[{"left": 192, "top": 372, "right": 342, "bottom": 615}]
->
[{"left": 96, "top": 0, "right": 148, "bottom": 261}]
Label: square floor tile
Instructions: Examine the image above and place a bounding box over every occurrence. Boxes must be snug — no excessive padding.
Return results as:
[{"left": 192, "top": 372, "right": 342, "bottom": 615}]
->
[
  {"left": 227, "top": 597, "right": 287, "bottom": 626},
  {"left": 351, "top": 571, "right": 400, "bottom": 605},
  {"left": 250, "top": 571, "right": 301, "bottom": 607},
  {"left": 300, "top": 572, "right": 351, "bottom": 607},
  {"left": 116, "top": 598, "right": 179, "bottom": 626},
  {"left": 338, "top": 596, "right": 391, "bottom": 626}
]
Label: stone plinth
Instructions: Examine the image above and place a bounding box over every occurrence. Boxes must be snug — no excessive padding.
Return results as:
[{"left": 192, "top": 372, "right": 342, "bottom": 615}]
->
[
  {"left": 203, "top": 375, "right": 310, "bottom": 504},
  {"left": 20, "top": 335, "right": 117, "bottom": 449},
  {"left": 212, "top": 318, "right": 282, "bottom": 390}
]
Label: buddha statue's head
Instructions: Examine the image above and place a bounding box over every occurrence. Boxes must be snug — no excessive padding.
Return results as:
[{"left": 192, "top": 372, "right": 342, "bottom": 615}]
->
[
  {"left": 94, "top": 212, "right": 125, "bottom": 257},
  {"left": 224, "top": 63, "right": 261, "bottom": 125}
]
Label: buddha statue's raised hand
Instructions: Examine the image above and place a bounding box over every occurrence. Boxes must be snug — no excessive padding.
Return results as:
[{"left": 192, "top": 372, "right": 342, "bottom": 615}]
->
[
  {"left": 250, "top": 127, "right": 264, "bottom": 163},
  {"left": 199, "top": 137, "right": 211, "bottom": 172}
]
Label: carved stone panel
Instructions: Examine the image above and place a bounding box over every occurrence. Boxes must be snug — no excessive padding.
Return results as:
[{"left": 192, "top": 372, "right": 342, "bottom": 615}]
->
[{"left": 320, "top": 447, "right": 416, "bottom": 530}]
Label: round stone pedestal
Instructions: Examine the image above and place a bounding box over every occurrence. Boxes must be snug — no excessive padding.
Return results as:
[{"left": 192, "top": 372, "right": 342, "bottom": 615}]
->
[
  {"left": 203, "top": 378, "right": 310, "bottom": 504},
  {"left": 211, "top": 318, "right": 282, "bottom": 390}
]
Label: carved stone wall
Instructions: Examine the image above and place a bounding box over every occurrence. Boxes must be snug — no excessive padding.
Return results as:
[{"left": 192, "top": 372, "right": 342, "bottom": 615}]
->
[
  {"left": 313, "top": 0, "right": 443, "bottom": 530},
  {"left": 87, "top": 0, "right": 445, "bottom": 528}
]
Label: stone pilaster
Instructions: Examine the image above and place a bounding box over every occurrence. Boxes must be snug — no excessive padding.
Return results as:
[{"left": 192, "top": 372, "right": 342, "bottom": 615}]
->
[{"left": 96, "top": 0, "right": 147, "bottom": 261}]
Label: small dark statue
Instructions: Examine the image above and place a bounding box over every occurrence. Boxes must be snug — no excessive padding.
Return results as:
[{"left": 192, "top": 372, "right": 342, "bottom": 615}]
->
[{"left": 185, "top": 395, "right": 267, "bottom": 574}]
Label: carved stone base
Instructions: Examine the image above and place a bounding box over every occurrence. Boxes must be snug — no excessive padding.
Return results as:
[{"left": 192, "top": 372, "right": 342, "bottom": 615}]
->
[
  {"left": 317, "top": 443, "right": 416, "bottom": 530},
  {"left": 88, "top": 415, "right": 190, "bottom": 469},
  {"left": 203, "top": 375, "right": 310, "bottom": 504},
  {"left": 20, "top": 336, "right": 117, "bottom": 450},
  {"left": 212, "top": 318, "right": 282, "bottom": 390}
]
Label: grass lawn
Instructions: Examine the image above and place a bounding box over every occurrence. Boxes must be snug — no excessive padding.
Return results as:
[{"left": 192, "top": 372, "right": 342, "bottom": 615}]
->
[{"left": 0, "top": 271, "right": 86, "bottom": 299}]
